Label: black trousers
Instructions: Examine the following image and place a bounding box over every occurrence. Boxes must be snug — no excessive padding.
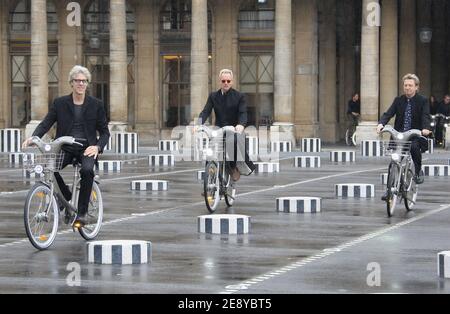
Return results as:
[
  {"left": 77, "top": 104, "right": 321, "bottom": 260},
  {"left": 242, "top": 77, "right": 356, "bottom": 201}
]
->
[
  {"left": 54, "top": 147, "right": 96, "bottom": 216},
  {"left": 410, "top": 138, "right": 428, "bottom": 175}
]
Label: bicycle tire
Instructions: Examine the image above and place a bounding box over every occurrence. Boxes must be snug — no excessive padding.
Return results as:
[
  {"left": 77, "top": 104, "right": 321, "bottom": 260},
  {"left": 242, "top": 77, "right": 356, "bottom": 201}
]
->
[
  {"left": 224, "top": 173, "right": 236, "bottom": 207},
  {"left": 386, "top": 162, "right": 400, "bottom": 217},
  {"left": 78, "top": 182, "right": 103, "bottom": 240},
  {"left": 24, "top": 183, "right": 59, "bottom": 250},
  {"left": 345, "top": 129, "right": 352, "bottom": 146},
  {"left": 204, "top": 161, "right": 220, "bottom": 213},
  {"left": 404, "top": 168, "right": 418, "bottom": 211}
]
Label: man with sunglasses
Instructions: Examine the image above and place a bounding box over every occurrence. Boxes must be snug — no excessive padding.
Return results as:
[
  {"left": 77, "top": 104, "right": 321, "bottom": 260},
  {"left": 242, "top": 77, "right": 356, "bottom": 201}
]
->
[
  {"left": 22, "top": 65, "right": 110, "bottom": 227},
  {"left": 199, "top": 69, "right": 255, "bottom": 181}
]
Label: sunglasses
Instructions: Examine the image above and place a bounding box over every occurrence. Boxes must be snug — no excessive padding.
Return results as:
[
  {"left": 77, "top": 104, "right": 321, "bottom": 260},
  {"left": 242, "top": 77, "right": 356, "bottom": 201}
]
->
[{"left": 221, "top": 80, "right": 231, "bottom": 84}]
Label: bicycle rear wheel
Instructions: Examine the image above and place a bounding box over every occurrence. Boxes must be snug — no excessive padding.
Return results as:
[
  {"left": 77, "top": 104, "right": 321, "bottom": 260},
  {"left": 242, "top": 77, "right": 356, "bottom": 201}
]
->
[
  {"left": 204, "top": 161, "right": 220, "bottom": 213},
  {"left": 224, "top": 172, "right": 236, "bottom": 207},
  {"left": 404, "top": 168, "right": 418, "bottom": 211},
  {"left": 24, "top": 183, "right": 59, "bottom": 250},
  {"left": 386, "top": 162, "right": 400, "bottom": 217},
  {"left": 345, "top": 129, "right": 353, "bottom": 146},
  {"left": 78, "top": 182, "right": 103, "bottom": 240}
]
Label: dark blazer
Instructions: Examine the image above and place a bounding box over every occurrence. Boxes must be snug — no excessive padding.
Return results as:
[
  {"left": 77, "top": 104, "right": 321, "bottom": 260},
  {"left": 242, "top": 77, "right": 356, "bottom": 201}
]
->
[
  {"left": 437, "top": 101, "right": 450, "bottom": 116},
  {"left": 379, "top": 94, "right": 431, "bottom": 131},
  {"left": 32, "top": 94, "right": 110, "bottom": 152},
  {"left": 199, "top": 88, "right": 248, "bottom": 127}
]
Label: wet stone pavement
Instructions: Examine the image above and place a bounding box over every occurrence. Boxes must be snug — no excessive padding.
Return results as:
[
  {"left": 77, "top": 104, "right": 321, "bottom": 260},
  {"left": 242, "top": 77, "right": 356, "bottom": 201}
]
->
[{"left": 0, "top": 145, "right": 450, "bottom": 294}]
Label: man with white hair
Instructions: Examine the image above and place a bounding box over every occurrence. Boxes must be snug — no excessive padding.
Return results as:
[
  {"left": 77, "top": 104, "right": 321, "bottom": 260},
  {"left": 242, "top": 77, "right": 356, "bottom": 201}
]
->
[{"left": 22, "top": 65, "right": 110, "bottom": 227}]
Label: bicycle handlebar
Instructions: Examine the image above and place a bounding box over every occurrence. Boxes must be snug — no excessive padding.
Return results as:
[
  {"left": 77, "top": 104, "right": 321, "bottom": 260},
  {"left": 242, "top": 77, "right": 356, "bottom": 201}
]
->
[
  {"left": 380, "top": 125, "right": 423, "bottom": 141},
  {"left": 27, "top": 136, "right": 85, "bottom": 154},
  {"left": 196, "top": 125, "right": 237, "bottom": 139}
]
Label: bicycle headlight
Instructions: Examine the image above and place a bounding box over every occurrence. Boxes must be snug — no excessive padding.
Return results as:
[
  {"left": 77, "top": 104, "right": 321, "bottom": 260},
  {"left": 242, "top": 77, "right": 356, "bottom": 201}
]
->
[
  {"left": 34, "top": 165, "right": 43, "bottom": 174},
  {"left": 206, "top": 148, "right": 214, "bottom": 157},
  {"left": 211, "top": 131, "right": 218, "bottom": 138},
  {"left": 397, "top": 134, "right": 404, "bottom": 140},
  {"left": 431, "top": 122, "right": 435, "bottom": 127},
  {"left": 391, "top": 153, "right": 400, "bottom": 162},
  {"left": 44, "top": 144, "right": 51, "bottom": 152},
  {"left": 445, "top": 124, "right": 448, "bottom": 128}
]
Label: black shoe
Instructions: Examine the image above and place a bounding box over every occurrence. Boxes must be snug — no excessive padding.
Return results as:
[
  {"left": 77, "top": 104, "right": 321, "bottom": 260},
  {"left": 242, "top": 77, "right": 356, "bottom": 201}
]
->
[
  {"left": 381, "top": 191, "right": 388, "bottom": 201},
  {"left": 414, "top": 171, "right": 424, "bottom": 185}
]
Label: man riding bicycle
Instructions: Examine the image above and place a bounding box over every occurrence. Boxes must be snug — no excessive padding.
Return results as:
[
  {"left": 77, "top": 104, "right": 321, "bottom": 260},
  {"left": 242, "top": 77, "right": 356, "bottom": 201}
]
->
[
  {"left": 377, "top": 74, "right": 431, "bottom": 197},
  {"left": 22, "top": 65, "right": 110, "bottom": 227},
  {"left": 199, "top": 69, "right": 255, "bottom": 181}
]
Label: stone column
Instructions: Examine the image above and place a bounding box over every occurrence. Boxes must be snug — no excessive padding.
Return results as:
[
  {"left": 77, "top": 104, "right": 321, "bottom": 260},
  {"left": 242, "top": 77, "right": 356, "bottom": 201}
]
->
[
  {"left": 318, "top": 0, "right": 337, "bottom": 143},
  {"left": 190, "top": 0, "right": 209, "bottom": 122},
  {"left": 398, "top": 0, "right": 416, "bottom": 93},
  {"left": 26, "top": 0, "right": 49, "bottom": 138},
  {"left": 431, "top": 0, "right": 448, "bottom": 100},
  {"left": 380, "top": 0, "right": 398, "bottom": 114},
  {"left": 294, "top": 0, "right": 319, "bottom": 139},
  {"left": 0, "top": 1, "right": 8, "bottom": 128},
  {"left": 109, "top": 0, "right": 128, "bottom": 131},
  {"left": 356, "top": 0, "right": 380, "bottom": 142},
  {"left": 416, "top": 0, "right": 432, "bottom": 97},
  {"left": 134, "top": 0, "right": 159, "bottom": 145}
]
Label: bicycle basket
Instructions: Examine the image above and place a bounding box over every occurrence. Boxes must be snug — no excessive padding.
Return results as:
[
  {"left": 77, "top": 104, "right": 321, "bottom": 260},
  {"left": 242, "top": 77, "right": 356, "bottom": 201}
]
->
[
  {"left": 382, "top": 141, "right": 412, "bottom": 157},
  {"left": 23, "top": 152, "right": 65, "bottom": 173}
]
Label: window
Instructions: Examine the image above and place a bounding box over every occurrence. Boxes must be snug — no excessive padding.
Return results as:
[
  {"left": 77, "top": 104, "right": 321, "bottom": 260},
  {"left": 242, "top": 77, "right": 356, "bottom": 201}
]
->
[
  {"left": 9, "top": 0, "right": 58, "bottom": 33},
  {"left": 239, "top": 0, "right": 275, "bottom": 30}
]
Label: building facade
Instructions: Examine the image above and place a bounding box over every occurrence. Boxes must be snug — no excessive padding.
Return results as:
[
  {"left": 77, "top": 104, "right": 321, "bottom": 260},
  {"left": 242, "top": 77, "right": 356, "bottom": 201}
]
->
[{"left": 0, "top": 0, "right": 449, "bottom": 144}]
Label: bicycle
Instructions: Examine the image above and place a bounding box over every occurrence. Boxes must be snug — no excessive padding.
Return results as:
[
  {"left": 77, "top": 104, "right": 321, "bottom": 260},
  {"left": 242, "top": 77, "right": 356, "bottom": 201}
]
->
[
  {"left": 380, "top": 125, "right": 422, "bottom": 217},
  {"left": 23, "top": 136, "right": 103, "bottom": 250},
  {"left": 345, "top": 114, "right": 360, "bottom": 146},
  {"left": 196, "top": 125, "right": 237, "bottom": 213}
]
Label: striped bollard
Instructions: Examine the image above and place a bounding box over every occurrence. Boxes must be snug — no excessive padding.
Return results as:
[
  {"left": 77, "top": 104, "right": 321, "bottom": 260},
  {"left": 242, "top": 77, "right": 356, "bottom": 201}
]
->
[
  {"left": 254, "top": 162, "right": 280, "bottom": 173},
  {"left": 422, "top": 165, "right": 450, "bottom": 176},
  {"left": 148, "top": 155, "right": 175, "bottom": 167},
  {"left": 361, "top": 140, "right": 383, "bottom": 157},
  {"left": 335, "top": 184, "right": 375, "bottom": 198},
  {"left": 0, "top": 129, "right": 21, "bottom": 152},
  {"left": 131, "top": 180, "right": 168, "bottom": 191},
  {"left": 276, "top": 197, "right": 321, "bottom": 213},
  {"left": 197, "top": 170, "right": 205, "bottom": 180},
  {"left": 198, "top": 214, "right": 251, "bottom": 235},
  {"left": 9, "top": 153, "right": 35, "bottom": 165},
  {"left": 23, "top": 169, "right": 44, "bottom": 180},
  {"left": 246, "top": 136, "right": 259, "bottom": 159},
  {"left": 115, "top": 132, "right": 138, "bottom": 154},
  {"left": 381, "top": 173, "right": 388, "bottom": 185},
  {"left": 330, "top": 151, "right": 356, "bottom": 162},
  {"left": 87, "top": 240, "right": 152, "bottom": 265},
  {"left": 159, "top": 140, "right": 179, "bottom": 152},
  {"left": 302, "top": 138, "right": 321, "bottom": 153},
  {"left": 294, "top": 156, "right": 321, "bottom": 168},
  {"left": 425, "top": 138, "right": 434, "bottom": 154},
  {"left": 97, "top": 160, "right": 121, "bottom": 172},
  {"left": 438, "top": 251, "right": 450, "bottom": 278},
  {"left": 271, "top": 141, "right": 292, "bottom": 153}
]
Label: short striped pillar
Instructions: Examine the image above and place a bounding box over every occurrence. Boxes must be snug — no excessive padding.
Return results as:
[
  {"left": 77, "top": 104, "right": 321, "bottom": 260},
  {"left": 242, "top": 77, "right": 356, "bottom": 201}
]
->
[
  {"left": 115, "top": 133, "right": 138, "bottom": 154},
  {"left": 100, "top": 136, "right": 113, "bottom": 152},
  {"left": 96, "top": 160, "right": 121, "bottom": 172},
  {"left": 425, "top": 139, "right": 434, "bottom": 154},
  {"left": 335, "top": 184, "right": 375, "bottom": 198},
  {"left": 294, "top": 156, "right": 321, "bottom": 168},
  {"left": 330, "top": 151, "right": 356, "bottom": 162},
  {"left": 254, "top": 162, "right": 280, "bottom": 173},
  {"left": 148, "top": 155, "right": 174, "bottom": 167},
  {"left": 197, "top": 170, "right": 205, "bottom": 180},
  {"left": 302, "top": 138, "right": 321, "bottom": 153},
  {"left": 198, "top": 214, "right": 251, "bottom": 235},
  {"left": 0, "top": 129, "right": 21, "bottom": 153},
  {"left": 276, "top": 197, "right": 321, "bottom": 213},
  {"left": 22, "top": 169, "right": 44, "bottom": 180},
  {"left": 361, "top": 140, "right": 383, "bottom": 157},
  {"left": 438, "top": 251, "right": 450, "bottom": 278},
  {"left": 87, "top": 240, "right": 152, "bottom": 265},
  {"left": 131, "top": 180, "right": 168, "bottom": 191},
  {"left": 381, "top": 173, "right": 388, "bottom": 185},
  {"left": 159, "top": 140, "right": 179, "bottom": 152},
  {"left": 194, "top": 136, "right": 210, "bottom": 161},
  {"left": 271, "top": 141, "right": 292, "bottom": 153},
  {"left": 422, "top": 165, "right": 450, "bottom": 176},
  {"left": 9, "top": 153, "right": 34, "bottom": 165},
  {"left": 246, "top": 136, "right": 259, "bottom": 157}
]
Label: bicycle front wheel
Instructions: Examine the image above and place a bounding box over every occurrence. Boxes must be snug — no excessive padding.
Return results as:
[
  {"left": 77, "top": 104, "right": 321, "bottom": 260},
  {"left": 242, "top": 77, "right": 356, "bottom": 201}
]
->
[
  {"left": 224, "top": 173, "right": 236, "bottom": 207},
  {"left": 78, "top": 181, "right": 103, "bottom": 240},
  {"left": 404, "top": 168, "right": 418, "bottom": 211},
  {"left": 24, "top": 183, "right": 59, "bottom": 250},
  {"left": 345, "top": 129, "right": 352, "bottom": 146},
  {"left": 204, "top": 161, "right": 220, "bottom": 213},
  {"left": 386, "top": 162, "right": 400, "bottom": 217}
]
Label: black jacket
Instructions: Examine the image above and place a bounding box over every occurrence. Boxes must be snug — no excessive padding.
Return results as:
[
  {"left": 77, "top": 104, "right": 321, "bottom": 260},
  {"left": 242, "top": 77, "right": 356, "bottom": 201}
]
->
[
  {"left": 347, "top": 100, "right": 360, "bottom": 114},
  {"left": 437, "top": 101, "right": 450, "bottom": 116},
  {"left": 379, "top": 94, "right": 431, "bottom": 131},
  {"left": 199, "top": 88, "right": 248, "bottom": 127},
  {"left": 32, "top": 94, "right": 110, "bottom": 152}
]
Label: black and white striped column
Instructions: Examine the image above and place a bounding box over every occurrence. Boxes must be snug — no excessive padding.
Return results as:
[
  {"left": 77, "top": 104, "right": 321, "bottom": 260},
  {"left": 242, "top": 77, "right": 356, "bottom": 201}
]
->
[
  {"left": 302, "top": 138, "right": 321, "bottom": 153},
  {"left": 335, "top": 184, "right": 375, "bottom": 198},
  {"left": 115, "top": 132, "right": 138, "bottom": 154},
  {"left": 100, "top": 135, "right": 113, "bottom": 152},
  {"left": 9, "top": 153, "right": 34, "bottom": 165},
  {"left": 330, "top": 151, "right": 356, "bottom": 162},
  {"left": 197, "top": 170, "right": 205, "bottom": 180},
  {"left": 271, "top": 141, "right": 292, "bottom": 153},
  {"left": 23, "top": 169, "right": 44, "bottom": 180},
  {"left": 246, "top": 136, "right": 259, "bottom": 157},
  {"left": 438, "top": 251, "right": 450, "bottom": 278},
  {"left": 87, "top": 240, "right": 152, "bottom": 265},
  {"left": 131, "top": 180, "right": 168, "bottom": 191},
  {"left": 422, "top": 165, "right": 450, "bottom": 176},
  {"left": 96, "top": 161, "right": 122, "bottom": 172},
  {"left": 148, "top": 155, "right": 174, "bottom": 167},
  {"left": 254, "top": 162, "right": 280, "bottom": 173},
  {"left": 159, "top": 140, "right": 179, "bottom": 152},
  {"left": 276, "top": 197, "right": 321, "bottom": 213},
  {"left": 381, "top": 173, "right": 388, "bottom": 185},
  {"left": 294, "top": 156, "right": 321, "bottom": 168},
  {"left": 0, "top": 129, "right": 21, "bottom": 153},
  {"left": 425, "top": 139, "right": 434, "bottom": 154},
  {"left": 198, "top": 214, "right": 251, "bottom": 234},
  {"left": 361, "top": 140, "right": 383, "bottom": 157}
]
